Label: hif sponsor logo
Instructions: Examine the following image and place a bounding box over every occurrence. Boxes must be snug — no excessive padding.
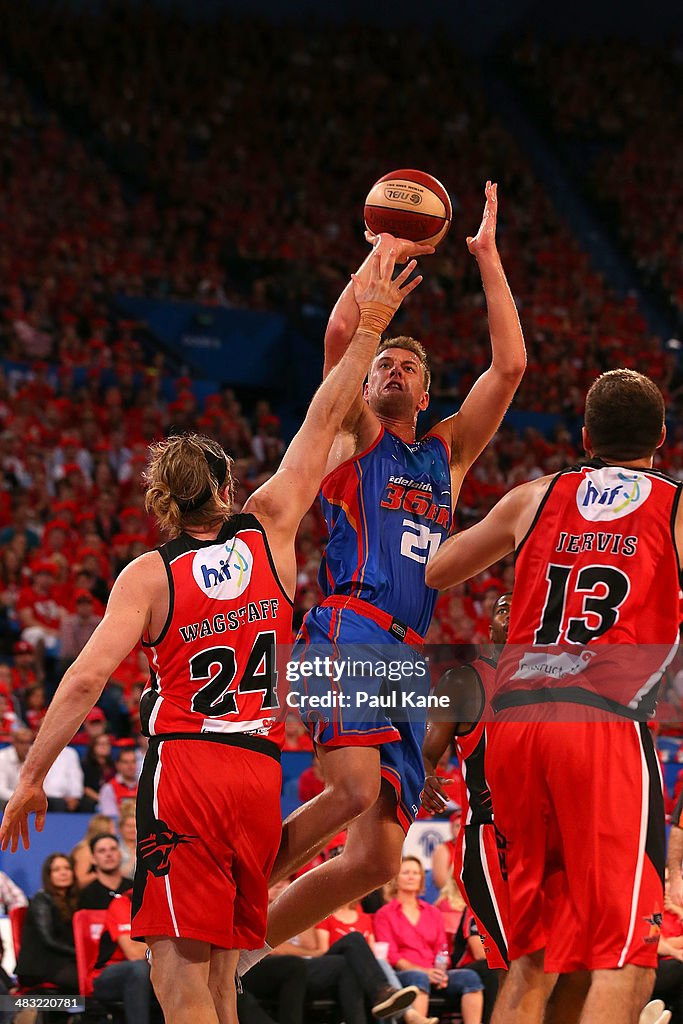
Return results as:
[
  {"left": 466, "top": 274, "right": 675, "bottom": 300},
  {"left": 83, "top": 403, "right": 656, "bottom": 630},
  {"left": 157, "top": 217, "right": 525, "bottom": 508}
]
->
[
  {"left": 192, "top": 537, "right": 253, "bottom": 600},
  {"left": 576, "top": 468, "right": 651, "bottom": 522}
]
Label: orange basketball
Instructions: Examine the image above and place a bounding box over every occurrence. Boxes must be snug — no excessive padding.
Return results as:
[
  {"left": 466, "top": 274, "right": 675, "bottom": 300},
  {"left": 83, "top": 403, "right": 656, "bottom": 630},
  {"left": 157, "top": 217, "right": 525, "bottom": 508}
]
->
[{"left": 364, "top": 169, "right": 452, "bottom": 247}]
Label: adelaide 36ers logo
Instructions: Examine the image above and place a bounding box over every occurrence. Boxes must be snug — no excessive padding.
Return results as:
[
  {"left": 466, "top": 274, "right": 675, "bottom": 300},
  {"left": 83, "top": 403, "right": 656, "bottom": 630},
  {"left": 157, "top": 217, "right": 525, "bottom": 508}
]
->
[
  {"left": 576, "top": 467, "right": 652, "bottom": 522},
  {"left": 192, "top": 536, "right": 253, "bottom": 600}
]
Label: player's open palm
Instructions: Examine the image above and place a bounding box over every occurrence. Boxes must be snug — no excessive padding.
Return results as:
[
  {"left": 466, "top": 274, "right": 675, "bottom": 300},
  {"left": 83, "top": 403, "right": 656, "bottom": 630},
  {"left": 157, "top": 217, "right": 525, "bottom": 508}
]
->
[
  {"left": 0, "top": 780, "right": 47, "bottom": 852},
  {"left": 352, "top": 249, "right": 422, "bottom": 315},
  {"left": 467, "top": 180, "right": 498, "bottom": 259}
]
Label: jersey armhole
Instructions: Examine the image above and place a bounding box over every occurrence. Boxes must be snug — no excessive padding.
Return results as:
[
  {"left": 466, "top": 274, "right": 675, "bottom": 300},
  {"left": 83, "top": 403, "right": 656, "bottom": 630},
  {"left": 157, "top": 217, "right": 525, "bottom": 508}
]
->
[
  {"left": 515, "top": 472, "right": 563, "bottom": 558},
  {"left": 423, "top": 430, "right": 451, "bottom": 465},
  {"left": 244, "top": 514, "right": 295, "bottom": 608},
  {"left": 453, "top": 664, "right": 486, "bottom": 737},
  {"left": 319, "top": 424, "right": 384, "bottom": 491},
  {"left": 142, "top": 549, "right": 174, "bottom": 649},
  {"left": 670, "top": 482, "right": 683, "bottom": 587}
]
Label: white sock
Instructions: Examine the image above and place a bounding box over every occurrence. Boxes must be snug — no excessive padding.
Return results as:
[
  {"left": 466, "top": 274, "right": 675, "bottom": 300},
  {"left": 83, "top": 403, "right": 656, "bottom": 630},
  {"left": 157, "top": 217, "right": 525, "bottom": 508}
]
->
[{"left": 237, "top": 943, "right": 273, "bottom": 977}]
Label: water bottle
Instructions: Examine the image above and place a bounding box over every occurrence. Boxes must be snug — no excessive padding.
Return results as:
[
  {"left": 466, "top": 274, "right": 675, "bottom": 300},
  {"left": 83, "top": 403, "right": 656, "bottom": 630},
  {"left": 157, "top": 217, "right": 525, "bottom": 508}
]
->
[{"left": 434, "top": 944, "right": 450, "bottom": 973}]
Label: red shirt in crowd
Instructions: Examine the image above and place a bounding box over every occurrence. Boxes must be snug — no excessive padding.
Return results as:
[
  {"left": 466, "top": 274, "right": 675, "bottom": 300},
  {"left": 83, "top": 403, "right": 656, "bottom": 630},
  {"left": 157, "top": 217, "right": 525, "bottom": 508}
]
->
[
  {"left": 374, "top": 899, "right": 447, "bottom": 968},
  {"left": 315, "top": 908, "right": 374, "bottom": 947}
]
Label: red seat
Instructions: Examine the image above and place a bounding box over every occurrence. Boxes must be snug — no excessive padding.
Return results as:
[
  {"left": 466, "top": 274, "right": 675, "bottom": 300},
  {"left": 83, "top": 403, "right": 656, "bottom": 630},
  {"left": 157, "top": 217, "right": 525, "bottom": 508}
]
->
[
  {"left": 73, "top": 909, "right": 107, "bottom": 998},
  {"left": 8, "top": 905, "right": 27, "bottom": 957}
]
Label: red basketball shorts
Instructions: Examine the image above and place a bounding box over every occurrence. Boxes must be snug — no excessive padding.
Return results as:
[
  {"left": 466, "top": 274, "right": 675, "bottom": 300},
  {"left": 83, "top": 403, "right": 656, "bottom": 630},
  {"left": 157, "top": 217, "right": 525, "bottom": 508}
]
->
[
  {"left": 131, "top": 735, "right": 282, "bottom": 950},
  {"left": 486, "top": 719, "right": 664, "bottom": 972},
  {"left": 454, "top": 823, "right": 510, "bottom": 970}
]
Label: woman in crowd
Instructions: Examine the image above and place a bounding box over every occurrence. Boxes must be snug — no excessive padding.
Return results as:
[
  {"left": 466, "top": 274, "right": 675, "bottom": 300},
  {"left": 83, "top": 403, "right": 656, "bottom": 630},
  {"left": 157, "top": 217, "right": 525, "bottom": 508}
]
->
[
  {"left": 80, "top": 732, "right": 115, "bottom": 811},
  {"left": 316, "top": 899, "right": 438, "bottom": 1024},
  {"left": 118, "top": 798, "right": 137, "bottom": 878},
  {"left": 70, "top": 812, "right": 114, "bottom": 887},
  {"left": 16, "top": 853, "right": 78, "bottom": 991},
  {"left": 374, "top": 857, "right": 484, "bottom": 1024}
]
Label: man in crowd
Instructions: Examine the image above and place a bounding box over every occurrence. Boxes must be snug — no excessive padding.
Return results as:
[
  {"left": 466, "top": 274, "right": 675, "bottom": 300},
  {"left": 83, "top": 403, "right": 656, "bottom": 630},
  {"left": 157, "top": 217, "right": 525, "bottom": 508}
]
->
[
  {"left": 78, "top": 833, "right": 133, "bottom": 910},
  {"left": 99, "top": 747, "right": 139, "bottom": 820},
  {"left": 90, "top": 886, "right": 155, "bottom": 1024}
]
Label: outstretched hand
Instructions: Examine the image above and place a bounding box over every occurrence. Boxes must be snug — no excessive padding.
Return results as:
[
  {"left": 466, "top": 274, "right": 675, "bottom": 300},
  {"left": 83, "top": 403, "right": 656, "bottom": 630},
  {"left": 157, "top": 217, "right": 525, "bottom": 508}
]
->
[
  {"left": 467, "top": 181, "right": 498, "bottom": 259},
  {"left": 352, "top": 248, "right": 422, "bottom": 313},
  {"left": 0, "top": 780, "right": 47, "bottom": 852},
  {"left": 364, "top": 230, "right": 435, "bottom": 263}
]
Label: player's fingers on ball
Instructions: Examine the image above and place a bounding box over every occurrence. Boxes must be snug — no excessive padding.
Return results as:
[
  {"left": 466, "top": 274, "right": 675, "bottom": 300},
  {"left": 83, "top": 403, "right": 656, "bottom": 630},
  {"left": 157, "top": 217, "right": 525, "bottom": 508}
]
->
[{"left": 382, "top": 246, "right": 397, "bottom": 281}]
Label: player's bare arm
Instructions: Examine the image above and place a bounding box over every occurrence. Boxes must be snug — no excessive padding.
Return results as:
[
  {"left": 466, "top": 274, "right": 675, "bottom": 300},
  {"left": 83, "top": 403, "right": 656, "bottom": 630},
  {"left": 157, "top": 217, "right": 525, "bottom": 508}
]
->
[
  {"left": 322, "top": 235, "right": 435, "bottom": 457},
  {"left": 0, "top": 552, "right": 165, "bottom": 851},
  {"left": 323, "top": 233, "right": 434, "bottom": 379},
  {"left": 245, "top": 251, "right": 422, "bottom": 593},
  {"left": 429, "top": 182, "right": 526, "bottom": 488},
  {"left": 425, "top": 475, "right": 553, "bottom": 591},
  {"left": 421, "top": 665, "right": 483, "bottom": 815}
]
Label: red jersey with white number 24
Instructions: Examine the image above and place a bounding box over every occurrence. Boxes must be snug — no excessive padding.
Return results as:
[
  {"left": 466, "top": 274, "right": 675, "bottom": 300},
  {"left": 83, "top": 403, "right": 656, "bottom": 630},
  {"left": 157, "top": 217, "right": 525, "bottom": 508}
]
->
[{"left": 140, "top": 513, "right": 292, "bottom": 746}]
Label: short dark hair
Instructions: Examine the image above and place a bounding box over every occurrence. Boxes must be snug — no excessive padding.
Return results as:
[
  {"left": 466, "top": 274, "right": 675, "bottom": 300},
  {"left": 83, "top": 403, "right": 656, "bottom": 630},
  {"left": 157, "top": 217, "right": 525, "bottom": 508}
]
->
[
  {"left": 115, "top": 747, "right": 136, "bottom": 761},
  {"left": 584, "top": 369, "right": 665, "bottom": 460},
  {"left": 89, "top": 832, "right": 119, "bottom": 853},
  {"left": 375, "top": 336, "right": 431, "bottom": 391}
]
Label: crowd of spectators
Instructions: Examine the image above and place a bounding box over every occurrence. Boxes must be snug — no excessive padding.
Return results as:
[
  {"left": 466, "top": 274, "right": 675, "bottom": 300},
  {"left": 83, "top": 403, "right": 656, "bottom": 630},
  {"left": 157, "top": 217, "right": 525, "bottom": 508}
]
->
[{"left": 508, "top": 38, "right": 683, "bottom": 328}]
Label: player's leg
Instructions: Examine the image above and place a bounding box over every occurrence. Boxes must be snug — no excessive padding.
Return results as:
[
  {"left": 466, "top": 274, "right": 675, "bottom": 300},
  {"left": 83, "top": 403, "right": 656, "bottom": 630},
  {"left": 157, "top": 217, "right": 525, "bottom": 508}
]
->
[
  {"left": 544, "top": 971, "right": 590, "bottom": 1024},
  {"left": 491, "top": 951, "right": 558, "bottom": 1024},
  {"left": 148, "top": 935, "right": 227, "bottom": 1024},
  {"left": 267, "top": 777, "right": 405, "bottom": 945},
  {"left": 269, "top": 743, "right": 382, "bottom": 883},
  {"left": 208, "top": 946, "right": 241, "bottom": 1024},
  {"left": 579, "top": 965, "right": 655, "bottom": 1024},
  {"left": 544, "top": 722, "right": 663, "bottom": 1023}
]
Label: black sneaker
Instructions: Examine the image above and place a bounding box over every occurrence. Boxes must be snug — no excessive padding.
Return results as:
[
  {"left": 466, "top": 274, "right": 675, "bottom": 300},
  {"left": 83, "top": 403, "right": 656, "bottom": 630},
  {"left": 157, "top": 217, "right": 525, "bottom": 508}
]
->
[{"left": 372, "top": 984, "right": 419, "bottom": 1018}]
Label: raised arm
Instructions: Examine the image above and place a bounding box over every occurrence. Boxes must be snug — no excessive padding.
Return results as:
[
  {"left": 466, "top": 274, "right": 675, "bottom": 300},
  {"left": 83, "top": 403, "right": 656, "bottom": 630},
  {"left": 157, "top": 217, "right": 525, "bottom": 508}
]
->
[
  {"left": 430, "top": 182, "right": 526, "bottom": 475},
  {"left": 425, "top": 482, "right": 533, "bottom": 592},
  {"left": 246, "top": 251, "right": 422, "bottom": 539},
  {"left": 0, "top": 554, "right": 161, "bottom": 851},
  {"left": 324, "top": 233, "right": 434, "bottom": 378}
]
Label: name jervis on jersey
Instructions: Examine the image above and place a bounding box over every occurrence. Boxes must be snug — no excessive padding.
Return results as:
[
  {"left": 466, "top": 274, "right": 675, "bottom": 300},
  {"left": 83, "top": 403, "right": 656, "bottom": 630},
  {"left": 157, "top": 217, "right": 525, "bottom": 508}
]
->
[
  {"left": 178, "top": 599, "right": 280, "bottom": 644},
  {"left": 191, "top": 536, "right": 253, "bottom": 599},
  {"left": 555, "top": 532, "right": 638, "bottom": 556},
  {"left": 576, "top": 467, "right": 652, "bottom": 522}
]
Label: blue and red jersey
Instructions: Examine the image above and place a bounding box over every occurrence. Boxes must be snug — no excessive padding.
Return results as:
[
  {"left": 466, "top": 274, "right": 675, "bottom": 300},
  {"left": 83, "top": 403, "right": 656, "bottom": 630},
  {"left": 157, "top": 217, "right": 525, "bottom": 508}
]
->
[{"left": 318, "top": 427, "right": 452, "bottom": 637}]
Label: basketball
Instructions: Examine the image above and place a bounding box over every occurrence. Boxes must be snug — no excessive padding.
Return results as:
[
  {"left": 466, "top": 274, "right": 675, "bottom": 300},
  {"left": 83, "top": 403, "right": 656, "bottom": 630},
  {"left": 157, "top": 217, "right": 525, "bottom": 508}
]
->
[{"left": 364, "top": 169, "right": 452, "bottom": 247}]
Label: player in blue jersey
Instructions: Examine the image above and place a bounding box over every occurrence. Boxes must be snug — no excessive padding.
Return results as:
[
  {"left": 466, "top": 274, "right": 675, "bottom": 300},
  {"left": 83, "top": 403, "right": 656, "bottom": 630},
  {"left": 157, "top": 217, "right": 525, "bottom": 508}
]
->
[{"left": 241, "top": 182, "right": 526, "bottom": 971}]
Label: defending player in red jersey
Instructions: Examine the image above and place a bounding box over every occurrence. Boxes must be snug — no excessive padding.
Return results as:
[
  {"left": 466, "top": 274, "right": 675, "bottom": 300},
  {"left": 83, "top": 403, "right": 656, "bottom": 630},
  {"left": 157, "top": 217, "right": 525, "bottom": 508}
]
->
[
  {"left": 421, "top": 593, "right": 512, "bottom": 973},
  {"left": 0, "top": 250, "right": 422, "bottom": 1024},
  {"left": 426, "top": 370, "right": 683, "bottom": 1024}
]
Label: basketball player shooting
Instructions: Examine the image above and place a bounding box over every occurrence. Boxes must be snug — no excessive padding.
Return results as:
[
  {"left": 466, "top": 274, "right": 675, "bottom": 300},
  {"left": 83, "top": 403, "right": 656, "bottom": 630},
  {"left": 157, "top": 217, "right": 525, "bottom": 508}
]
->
[{"left": 252, "top": 182, "right": 527, "bottom": 967}]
